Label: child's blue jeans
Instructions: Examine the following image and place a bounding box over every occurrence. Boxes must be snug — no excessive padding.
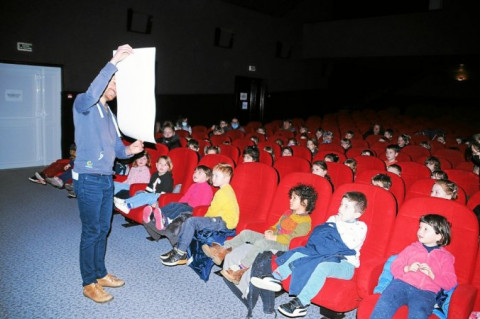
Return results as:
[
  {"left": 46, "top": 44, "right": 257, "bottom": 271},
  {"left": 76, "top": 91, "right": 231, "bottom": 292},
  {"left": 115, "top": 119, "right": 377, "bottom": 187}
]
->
[
  {"left": 274, "top": 252, "right": 354, "bottom": 306},
  {"left": 370, "top": 279, "right": 436, "bottom": 319},
  {"left": 125, "top": 191, "right": 159, "bottom": 209}
]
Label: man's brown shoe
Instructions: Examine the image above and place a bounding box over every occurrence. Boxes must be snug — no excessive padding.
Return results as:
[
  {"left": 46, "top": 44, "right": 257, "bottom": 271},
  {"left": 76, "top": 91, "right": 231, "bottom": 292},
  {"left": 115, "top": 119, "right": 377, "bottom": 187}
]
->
[
  {"left": 97, "top": 274, "right": 125, "bottom": 288},
  {"left": 220, "top": 267, "right": 250, "bottom": 285},
  {"left": 202, "top": 242, "right": 232, "bottom": 265},
  {"left": 83, "top": 283, "right": 113, "bottom": 303}
]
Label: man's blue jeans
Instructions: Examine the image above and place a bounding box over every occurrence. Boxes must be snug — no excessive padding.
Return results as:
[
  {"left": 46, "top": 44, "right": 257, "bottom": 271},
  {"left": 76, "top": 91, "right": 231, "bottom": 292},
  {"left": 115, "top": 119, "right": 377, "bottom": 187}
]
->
[{"left": 74, "top": 174, "right": 114, "bottom": 286}]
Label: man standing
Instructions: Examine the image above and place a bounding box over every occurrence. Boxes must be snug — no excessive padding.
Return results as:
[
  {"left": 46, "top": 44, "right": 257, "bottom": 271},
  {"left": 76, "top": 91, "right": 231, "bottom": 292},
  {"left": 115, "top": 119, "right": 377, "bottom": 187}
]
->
[{"left": 73, "top": 44, "right": 144, "bottom": 303}]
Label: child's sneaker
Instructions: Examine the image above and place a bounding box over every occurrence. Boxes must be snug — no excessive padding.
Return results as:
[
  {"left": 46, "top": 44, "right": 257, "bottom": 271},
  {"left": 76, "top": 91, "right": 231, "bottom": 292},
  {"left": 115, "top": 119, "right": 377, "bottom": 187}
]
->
[
  {"left": 29, "top": 175, "right": 46, "bottom": 185},
  {"left": 34, "top": 172, "right": 47, "bottom": 184},
  {"left": 251, "top": 275, "right": 282, "bottom": 292},
  {"left": 277, "top": 298, "right": 308, "bottom": 318},
  {"left": 67, "top": 190, "right": 77, "bottom": 198},
  {"left": 143, "top": 206, "right": 153, "bottom": 224},
  {"left": 160, "top": 249, "right": 175, "bottom": 261},
  {"left": 153, "top": 208, "right": 165, "bottom": 231},
  {"left": 161, "top": 248, "right": 187, "bottom": 266},
  {"left": 114, "top": 198, "right": 130, "bottom": 214}
]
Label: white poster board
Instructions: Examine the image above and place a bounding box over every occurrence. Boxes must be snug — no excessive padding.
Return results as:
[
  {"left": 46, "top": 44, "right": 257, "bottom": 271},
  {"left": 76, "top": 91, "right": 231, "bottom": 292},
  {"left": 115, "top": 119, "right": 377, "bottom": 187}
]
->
[{"left": 114, "top": 47, "right": 156, "bottom": 143}]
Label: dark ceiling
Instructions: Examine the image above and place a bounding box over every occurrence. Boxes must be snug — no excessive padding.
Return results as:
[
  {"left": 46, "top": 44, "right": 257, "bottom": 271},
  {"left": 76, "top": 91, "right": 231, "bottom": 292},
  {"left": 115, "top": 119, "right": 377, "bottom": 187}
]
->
[{"left": 220, "top": 0, "right": 303, "bottom": 17}]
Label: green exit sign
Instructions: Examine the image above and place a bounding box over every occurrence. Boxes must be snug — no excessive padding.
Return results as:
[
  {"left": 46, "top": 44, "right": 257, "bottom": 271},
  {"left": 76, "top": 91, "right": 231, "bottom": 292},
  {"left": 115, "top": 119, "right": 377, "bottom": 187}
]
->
[{"left": 17, "top": 42, "right": 33, "bottom": 52}]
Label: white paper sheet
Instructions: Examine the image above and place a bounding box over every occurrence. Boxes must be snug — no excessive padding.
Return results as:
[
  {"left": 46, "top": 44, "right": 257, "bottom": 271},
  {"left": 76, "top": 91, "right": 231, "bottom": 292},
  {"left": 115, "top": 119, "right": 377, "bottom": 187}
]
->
[{"left": 114, "top": 47, "right": 156, "bottom": 143}]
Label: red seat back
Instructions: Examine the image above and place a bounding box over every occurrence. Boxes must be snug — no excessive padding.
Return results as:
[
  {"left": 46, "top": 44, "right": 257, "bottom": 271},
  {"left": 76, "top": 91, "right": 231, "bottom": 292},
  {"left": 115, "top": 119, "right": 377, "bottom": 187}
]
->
[
  {"left": 467, "top": 190, "right": 480, "bottom": 211},
  {"left": 230, "top": 162, "right": 278, "bottom": 232},
  {"left": 198, "top": 154, "right": 235, "bottom": 169},
  {"left": 353, "top": 155, "right": 386, "bottom": 177},
  {"left": 401, "top": 145, "right": 431, "bottom": 161},
  {"left": 209, "top": 134, "right": 231, "bottom": 146},
  {"left": 444, "top": 169, "right": 480, "bottom": 197},
  {"left": 290, "top": 145, "right": 312, "bottom": 163},
  {"left": 273, "top": 156, "right": 311, "bottom": 181},
  {"left": 313, "top": 150, "right": 347, "bottom": 164},
  {"left": 355, "top": 169, "right": 405, "bottom": 207},
  {"left": 405, "top": 178, "right": 467, "bottom": 205},
  {"left": 434, "top": 149, "right": 466, "bottom": 167},
  {"left": 396, "top": 161, "right": 431, "bottom": 191},
  {"left": 218, "top": 144, "right": 240, "bottom": 165},
  {"left": 168, "top": 148, "right": 199, "bottom": 193},
  {"left": 326, "top": 162, "right": 354, "bottom": 190}
]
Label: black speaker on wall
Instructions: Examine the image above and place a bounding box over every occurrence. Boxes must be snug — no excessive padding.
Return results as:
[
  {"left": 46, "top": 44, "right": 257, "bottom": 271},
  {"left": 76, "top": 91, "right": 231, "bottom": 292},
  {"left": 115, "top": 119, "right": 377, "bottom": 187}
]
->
[
  {"left": 214, "top": 27, "right": 234, "bottom": 49},
  {"left": 127, "top": 8, "right": 153, "bottom": 34}
]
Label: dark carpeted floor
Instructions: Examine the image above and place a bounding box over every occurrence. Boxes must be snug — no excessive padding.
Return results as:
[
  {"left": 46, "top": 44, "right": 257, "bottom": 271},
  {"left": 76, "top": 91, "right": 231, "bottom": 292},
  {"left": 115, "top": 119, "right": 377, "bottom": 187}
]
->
[{"left": 0, "top": 167, "right": 356, "bottom": 319}]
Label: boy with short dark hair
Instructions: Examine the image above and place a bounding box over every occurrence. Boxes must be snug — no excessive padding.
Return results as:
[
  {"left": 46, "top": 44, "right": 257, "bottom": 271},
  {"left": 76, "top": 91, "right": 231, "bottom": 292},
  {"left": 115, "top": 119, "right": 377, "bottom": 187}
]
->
[
  {"left": 371, "top": 173, "right": 392, "bottom": 191},
  {"left": 252, "top": 192, "right": 368, "bottom": 318},
  {"left": 385, "top": 144, "right": 400, "bottom": 167}
]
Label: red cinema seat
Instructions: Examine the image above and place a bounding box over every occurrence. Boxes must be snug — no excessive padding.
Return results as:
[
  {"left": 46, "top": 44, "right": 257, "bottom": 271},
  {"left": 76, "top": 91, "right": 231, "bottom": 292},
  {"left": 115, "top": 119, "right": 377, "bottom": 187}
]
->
[
  {"left": 405, "top": 178, "right": 467, "bottom": 205},
  {"left": 273, "top": 156, "right": 311, "bottom": 181},
  {"left": 175, "top": 129, "right": 190, "bottom": 138},
  {"left": 401, "top": 145, "right": 430, "bottom": 161},
  {"left": 470, "top": 246, "right": 480, "bottom": 312},
  {"left": 357, "top": 197, "right": 479, "bottom": 319},
  {"left": 318, "top": 143, "right": 345, "bottom": 154},
  {"left": 346, "top": 147, "right": 376, "bottom": 158},
  {"left": 258, "top": 150, "right": 273, "bottom": 166},
  {"left": 191, "top": 125, "right": 208, "bottom": 135},
  {"left": 257, "top": 141, "right": 281, "bottom": 160},
  {"left": 218, "top": 144, "right": 240, "bottom": 165},
  {"left": 191, "top": 131, "right": 208, "bottom": 141},
  {"left": 224, "top": 129, "right": 245, "bottom": 141},
  {"left": 455, "top": 161, "right": 474, "bottom": 172},
  {"left": 416, "top": 155, "right": 453, "bottom": 170},
  {"left": 231, "top": 137, "right": 254, "bottom": 154},
  {"left": 326, "top": 162, "right": 354, "bottom": 190},
  {"left": 290, "top": 145, "right": 312, "bottom": 163},
  {"left": 242, "top": 172, "right": 333, "bottom": 235},
  {"left": 444, "top": 169, "right": 480, "bottom": 197},
  {"left": 244, "top": 121, "right": 263, "bottom": 133},
  {"left": 396, "top": 162, "right": 431, "bottom": 191},
  {"left": 199, "top": 154, "right": 235, "bottom": 169},
  {"left": 230, "top": 162, "right": 278, "bottom": 232},
  {"left": 355, "top": 170, "right": 405, "bottom": 207},
  {"left": 280, "top": 183, "right": 397, "bottom": 313},
  {"left": 209, "top": 134, "right": 231, "bottom": 146},
  {"left": 353, "top": 155, "right": 386, "bottom": 177},
  {"left": 434, "top": 149, "right": 466, "bottom": 168},
  {"left": 168, "top": 147, "right": 199, "bottom": 194},
  {"left": 313, "top": 151, "right": 347, "bottom": 164},
  {"left": 467, "top": 190, "right": 480, "bottom": 211}
]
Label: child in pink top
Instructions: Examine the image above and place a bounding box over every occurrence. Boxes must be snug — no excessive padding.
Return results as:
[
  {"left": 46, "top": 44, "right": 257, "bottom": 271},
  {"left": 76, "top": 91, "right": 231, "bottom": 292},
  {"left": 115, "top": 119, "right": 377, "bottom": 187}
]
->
[
  {"left": 114, "top": 152, "right": 151, "bottom": 195},
  {"left": 143, "top": 165, "right": 213, "bottom": 230},
  {"left": 371, "top": 214, "right": 457, "bottom": 318}
]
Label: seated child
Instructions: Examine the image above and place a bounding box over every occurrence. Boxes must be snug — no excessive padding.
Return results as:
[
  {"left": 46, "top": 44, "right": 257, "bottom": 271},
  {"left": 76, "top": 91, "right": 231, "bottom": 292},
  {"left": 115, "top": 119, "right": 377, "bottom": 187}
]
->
[
  {"left": 251, "top": 192, "right": 368, "bottom": 318},
  {"left": 156, "top": 121, "right": 182, "bottom": 150},
  {"left": 306, "top": 138, "right": 318, "bottom": 157},
  {"left": 113, "top": 151, "right": 151, "bottom": 195},
  {"left": 424, "top": 156, "right": 441, "bottom": 172},
  {"left": 311, "top": 160, "right": 333, "bottom": 190},
  {"left": 371, "top": 173, "right": 392, "bottom": 191},
  {"left": 430, "top": 179, "right": 458, "bottom": 200},
  {"left": 29, "top": 143, "right": 76, "bottom": 188},
  {"left": 114, "top": 155, "right": 174, "bottom": 214},
  {"left": 243, "top": 146, "right": 259, "bottom": 163},
  {"left": 263, "top": 146, "right": 276, "bottom": 162},
  {"left": 204, "top": 145, "right": 220, "bottom": 155},
  {"left": 361, "top": 149, "right": 374, "bottom": 156},
  {"left": 340, "top": 138, "right": 352, "bottom": 151},
  {"left": 160, "top": 163, "right": 239, "bottom": 266},
  {"left": 282, "top": 147, "right": 293, "bottom": 157},
  {"left": 431, "top": 170, "right": 448, "bottom": 180},
  {"left": 344, "top": 158, "right": 357, "bottom": 175},
  {"left": 371, "top": 214, "right": 456, "bottom": 318},
  {"left": 202, "top": 184, "right": 317, "bottom": 285},
  {"left": 324, "top": 153, "right": 339, "bottom": 163},
  {"left": 387, "top": 164, "right": 402, "bottom": 176},
  {"left": 385, "top": 144, "right": 400, "bottom": 167},
  {"left": 142, "top": 165, "right": 213, "bottom": 230},
  {"left": 187, "top": 139, "right": 201, "bottom": 161}
]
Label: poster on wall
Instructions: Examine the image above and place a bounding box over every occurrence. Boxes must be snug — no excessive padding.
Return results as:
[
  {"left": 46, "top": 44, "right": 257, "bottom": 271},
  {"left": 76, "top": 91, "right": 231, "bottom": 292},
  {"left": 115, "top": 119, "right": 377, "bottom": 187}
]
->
[{"left": 114, "top": 47, "right": 156, "bottom": 143}]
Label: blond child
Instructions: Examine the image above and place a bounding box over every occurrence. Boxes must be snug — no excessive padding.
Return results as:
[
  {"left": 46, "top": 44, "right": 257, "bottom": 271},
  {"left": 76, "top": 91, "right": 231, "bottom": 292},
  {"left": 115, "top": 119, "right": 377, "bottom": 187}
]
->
[{"left": 161, "top": 163, "right": 239, "bottom": 266}]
